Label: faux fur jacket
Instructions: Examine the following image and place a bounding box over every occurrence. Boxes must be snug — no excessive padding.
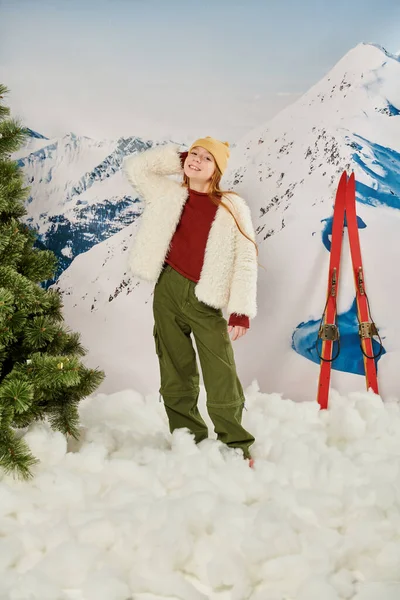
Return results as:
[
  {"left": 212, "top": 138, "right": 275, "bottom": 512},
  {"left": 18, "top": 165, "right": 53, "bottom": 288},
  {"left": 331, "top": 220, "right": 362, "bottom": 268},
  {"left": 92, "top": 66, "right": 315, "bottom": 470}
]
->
[{"left": 122, "top": 143, "right": 258, "bottom": 320}]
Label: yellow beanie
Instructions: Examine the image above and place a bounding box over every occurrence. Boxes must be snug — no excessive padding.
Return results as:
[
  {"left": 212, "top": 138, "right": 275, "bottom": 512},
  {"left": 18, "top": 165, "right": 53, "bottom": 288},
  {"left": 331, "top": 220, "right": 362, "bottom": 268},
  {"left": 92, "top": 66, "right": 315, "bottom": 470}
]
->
[{"left": 189, "top": 136, "right": 230, "bottom": 175}]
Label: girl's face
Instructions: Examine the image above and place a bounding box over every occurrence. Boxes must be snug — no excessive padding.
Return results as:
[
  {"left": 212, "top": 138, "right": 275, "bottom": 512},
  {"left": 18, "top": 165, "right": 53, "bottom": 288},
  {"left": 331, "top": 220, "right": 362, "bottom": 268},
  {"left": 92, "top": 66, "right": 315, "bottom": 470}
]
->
[{"left": 184, "top": 146, "right": 216, "bottom": 183}]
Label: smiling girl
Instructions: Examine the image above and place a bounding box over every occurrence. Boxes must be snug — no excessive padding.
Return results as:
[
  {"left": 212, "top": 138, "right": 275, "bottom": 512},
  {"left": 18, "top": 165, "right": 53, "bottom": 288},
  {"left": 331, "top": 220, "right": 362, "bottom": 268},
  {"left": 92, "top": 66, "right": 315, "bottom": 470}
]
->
[{"left": 123, "top": 137, "right": 258, "bottom": 466}]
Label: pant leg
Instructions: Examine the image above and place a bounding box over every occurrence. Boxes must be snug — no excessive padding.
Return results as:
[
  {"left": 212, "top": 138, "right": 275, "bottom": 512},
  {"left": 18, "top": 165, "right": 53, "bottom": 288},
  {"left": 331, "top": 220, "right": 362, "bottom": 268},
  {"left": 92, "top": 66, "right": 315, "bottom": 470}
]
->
[
  {"left": 152, "top": 264, "right": 208, "bottom": 443},
  {"left": 185, "top": 280, "right": 255, "bottom": 459}
]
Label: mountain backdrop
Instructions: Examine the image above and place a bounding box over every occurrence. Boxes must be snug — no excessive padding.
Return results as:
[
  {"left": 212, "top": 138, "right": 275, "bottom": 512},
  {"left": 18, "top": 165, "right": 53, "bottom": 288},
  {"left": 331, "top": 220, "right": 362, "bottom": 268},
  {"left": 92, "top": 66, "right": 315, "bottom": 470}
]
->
[{"left": 13, "top": 42, "right": 400, "bottom": 403}]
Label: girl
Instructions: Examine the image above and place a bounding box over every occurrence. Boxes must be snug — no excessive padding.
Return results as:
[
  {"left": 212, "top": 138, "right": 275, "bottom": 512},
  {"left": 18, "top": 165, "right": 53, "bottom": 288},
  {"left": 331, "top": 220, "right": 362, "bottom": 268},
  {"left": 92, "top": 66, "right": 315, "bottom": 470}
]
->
[{"left": 123, "top": 137, "right": 258, "bottom": 466}]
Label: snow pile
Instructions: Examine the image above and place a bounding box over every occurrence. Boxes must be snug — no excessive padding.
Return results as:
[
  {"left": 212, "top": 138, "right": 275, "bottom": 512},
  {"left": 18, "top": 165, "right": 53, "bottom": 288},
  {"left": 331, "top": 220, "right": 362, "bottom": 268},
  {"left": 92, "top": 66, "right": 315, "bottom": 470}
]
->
[{"left": 1, "top": 383, "right": 400, "bottom": 600}]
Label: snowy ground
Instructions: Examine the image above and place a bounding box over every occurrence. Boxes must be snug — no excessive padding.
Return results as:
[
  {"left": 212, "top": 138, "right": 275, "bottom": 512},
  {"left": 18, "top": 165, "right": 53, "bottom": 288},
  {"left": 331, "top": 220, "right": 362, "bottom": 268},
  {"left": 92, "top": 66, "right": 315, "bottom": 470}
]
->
[{"left": 2, "top": 382, "right": 400, "bottom": 600}]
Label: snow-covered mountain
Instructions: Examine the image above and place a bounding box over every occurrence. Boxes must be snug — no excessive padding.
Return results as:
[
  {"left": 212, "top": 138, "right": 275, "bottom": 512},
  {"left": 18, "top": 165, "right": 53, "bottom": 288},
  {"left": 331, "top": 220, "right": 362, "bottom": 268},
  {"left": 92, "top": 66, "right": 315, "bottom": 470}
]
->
[
  {"left": 19, "top": 42, "right": 400, "bottom": 403},
  {"left": 219, "top": 42, "right": 400, "bottom": 401},
  {"left": 14, "top": 132, "right": 154, "bottom": 284}
]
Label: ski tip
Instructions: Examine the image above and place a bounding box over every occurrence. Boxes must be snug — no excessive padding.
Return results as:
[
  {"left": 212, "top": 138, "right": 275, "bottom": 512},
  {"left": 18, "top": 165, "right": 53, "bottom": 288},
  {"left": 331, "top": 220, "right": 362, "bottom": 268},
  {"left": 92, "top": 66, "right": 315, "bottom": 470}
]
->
[{"left": 347, "top": 171, "right": 356, "bottom": 192}]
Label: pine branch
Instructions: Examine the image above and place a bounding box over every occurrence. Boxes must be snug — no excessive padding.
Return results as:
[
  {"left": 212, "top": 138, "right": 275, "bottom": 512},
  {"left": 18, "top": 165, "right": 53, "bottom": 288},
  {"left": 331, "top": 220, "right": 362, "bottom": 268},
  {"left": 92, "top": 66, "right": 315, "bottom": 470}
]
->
[
  {"left": 0, "top": 161, "right": 29, "bottom": 219},
  {"left": 20, "top": 247, "right": 58, "bottom": 283},
  {"left": 0, "top": 84, "right": 11, "bottom": 122},
  {"left": 47, "top": 400, "right": 80, "bottom": 439},
  {"left": 0, "top": 427, "right": 39, "bottom": 479},
  {"left": 0, "top": 119, "right": 28, "bottom": 158}
]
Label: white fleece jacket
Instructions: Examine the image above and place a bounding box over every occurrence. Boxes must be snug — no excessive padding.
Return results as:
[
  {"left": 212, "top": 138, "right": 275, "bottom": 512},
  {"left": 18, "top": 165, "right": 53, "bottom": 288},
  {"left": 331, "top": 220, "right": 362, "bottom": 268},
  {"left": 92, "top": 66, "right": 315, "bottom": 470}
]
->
[{"left": 122, "top": 143, "right": 258, "bottom": 320}]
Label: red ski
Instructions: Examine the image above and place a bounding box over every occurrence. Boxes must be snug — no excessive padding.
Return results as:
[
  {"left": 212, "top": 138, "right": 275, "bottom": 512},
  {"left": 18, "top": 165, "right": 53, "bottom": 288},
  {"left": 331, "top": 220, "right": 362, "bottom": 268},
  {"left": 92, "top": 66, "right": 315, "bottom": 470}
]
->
[
  {"left": 345, "top": 173, "right": 381, "bottom": 394},
  {"left": 316, "top": 171, "right": 347, "bottom": 410},
  {"left": 316, "top": 172, "right": 382, "bottom": 409}
]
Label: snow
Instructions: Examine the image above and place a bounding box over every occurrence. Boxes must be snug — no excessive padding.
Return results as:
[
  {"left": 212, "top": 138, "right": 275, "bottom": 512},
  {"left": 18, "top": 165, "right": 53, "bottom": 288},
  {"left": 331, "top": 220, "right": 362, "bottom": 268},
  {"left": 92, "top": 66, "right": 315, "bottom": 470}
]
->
[
  {"left": 2, "top": 385, "right": 400, "bottom": 599},
  {"left": 16, "top": 133, "right": 118, "bottom": 228},
  {"left": 61, "top": 245, "right": 73, "bottom": 258}
]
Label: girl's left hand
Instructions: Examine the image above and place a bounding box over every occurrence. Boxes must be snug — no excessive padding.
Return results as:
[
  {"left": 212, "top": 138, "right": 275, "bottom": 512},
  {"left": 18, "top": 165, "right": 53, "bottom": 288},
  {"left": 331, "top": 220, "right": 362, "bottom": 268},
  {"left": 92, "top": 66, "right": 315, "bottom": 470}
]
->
[{"left": 227, "top": 325, "right": 248, "bottom": 341}]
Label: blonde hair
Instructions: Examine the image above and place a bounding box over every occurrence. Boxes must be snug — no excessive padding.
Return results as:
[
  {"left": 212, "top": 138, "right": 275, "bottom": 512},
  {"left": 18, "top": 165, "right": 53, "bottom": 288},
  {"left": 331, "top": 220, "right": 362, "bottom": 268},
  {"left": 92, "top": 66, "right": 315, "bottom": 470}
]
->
[{"left": 182, "top": 166, "right": 265, "bottom": 270}]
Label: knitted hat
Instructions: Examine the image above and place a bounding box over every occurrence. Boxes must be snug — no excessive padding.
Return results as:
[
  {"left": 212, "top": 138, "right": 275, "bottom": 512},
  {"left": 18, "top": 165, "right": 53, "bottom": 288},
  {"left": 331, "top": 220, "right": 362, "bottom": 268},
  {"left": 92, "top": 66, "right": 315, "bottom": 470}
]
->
[{"left": 188, "top": 136, "right": 230, "bottom": 175}]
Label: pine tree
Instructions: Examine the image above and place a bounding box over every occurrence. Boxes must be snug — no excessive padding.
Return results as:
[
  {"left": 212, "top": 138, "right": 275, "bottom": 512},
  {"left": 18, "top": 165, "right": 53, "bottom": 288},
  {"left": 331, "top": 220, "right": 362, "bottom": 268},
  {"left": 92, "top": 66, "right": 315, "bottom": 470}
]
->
[{"left": 0, "top": 84, "right": 104, "bottom": 479}]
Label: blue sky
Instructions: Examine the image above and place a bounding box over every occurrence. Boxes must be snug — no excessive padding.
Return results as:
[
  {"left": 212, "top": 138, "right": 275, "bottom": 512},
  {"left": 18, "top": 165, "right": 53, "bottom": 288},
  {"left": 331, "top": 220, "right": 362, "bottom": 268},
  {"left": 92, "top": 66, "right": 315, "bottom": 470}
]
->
[{"left": 0, "top": 0, "right": 399, "bottom": 142}]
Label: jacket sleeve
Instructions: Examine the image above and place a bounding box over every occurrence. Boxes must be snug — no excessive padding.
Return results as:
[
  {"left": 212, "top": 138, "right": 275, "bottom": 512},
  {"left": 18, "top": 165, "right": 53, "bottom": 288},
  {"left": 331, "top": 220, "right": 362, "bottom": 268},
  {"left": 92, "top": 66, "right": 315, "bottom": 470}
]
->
[
  {"left": 227, "top": 198, "right": 258, "bottom": 321},
  {"left": 122, "top": 143, "right": 184, "bottom": 203}
]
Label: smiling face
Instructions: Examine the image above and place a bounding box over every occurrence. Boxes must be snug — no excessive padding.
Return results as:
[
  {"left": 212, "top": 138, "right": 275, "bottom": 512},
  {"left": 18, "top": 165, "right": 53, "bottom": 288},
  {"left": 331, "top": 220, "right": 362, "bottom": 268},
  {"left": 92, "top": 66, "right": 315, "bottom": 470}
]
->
[{"left": 183, "top": 146, "right": 216, "bottom": 184}]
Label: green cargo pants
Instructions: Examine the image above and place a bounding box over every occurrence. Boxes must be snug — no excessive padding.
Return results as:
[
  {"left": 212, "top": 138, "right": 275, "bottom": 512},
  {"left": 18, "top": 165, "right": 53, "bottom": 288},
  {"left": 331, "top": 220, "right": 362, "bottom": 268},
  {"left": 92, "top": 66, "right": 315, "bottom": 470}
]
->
[{"left": 152, "top": 262, "right": 255, "bottom": 459}]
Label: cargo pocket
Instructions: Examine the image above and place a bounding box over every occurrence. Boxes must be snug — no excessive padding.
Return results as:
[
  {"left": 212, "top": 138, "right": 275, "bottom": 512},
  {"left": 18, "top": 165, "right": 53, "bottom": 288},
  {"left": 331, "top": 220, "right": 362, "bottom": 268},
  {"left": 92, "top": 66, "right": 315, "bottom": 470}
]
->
[{"left": 153, "top": 323, "right": 162, "bottom": 359}]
